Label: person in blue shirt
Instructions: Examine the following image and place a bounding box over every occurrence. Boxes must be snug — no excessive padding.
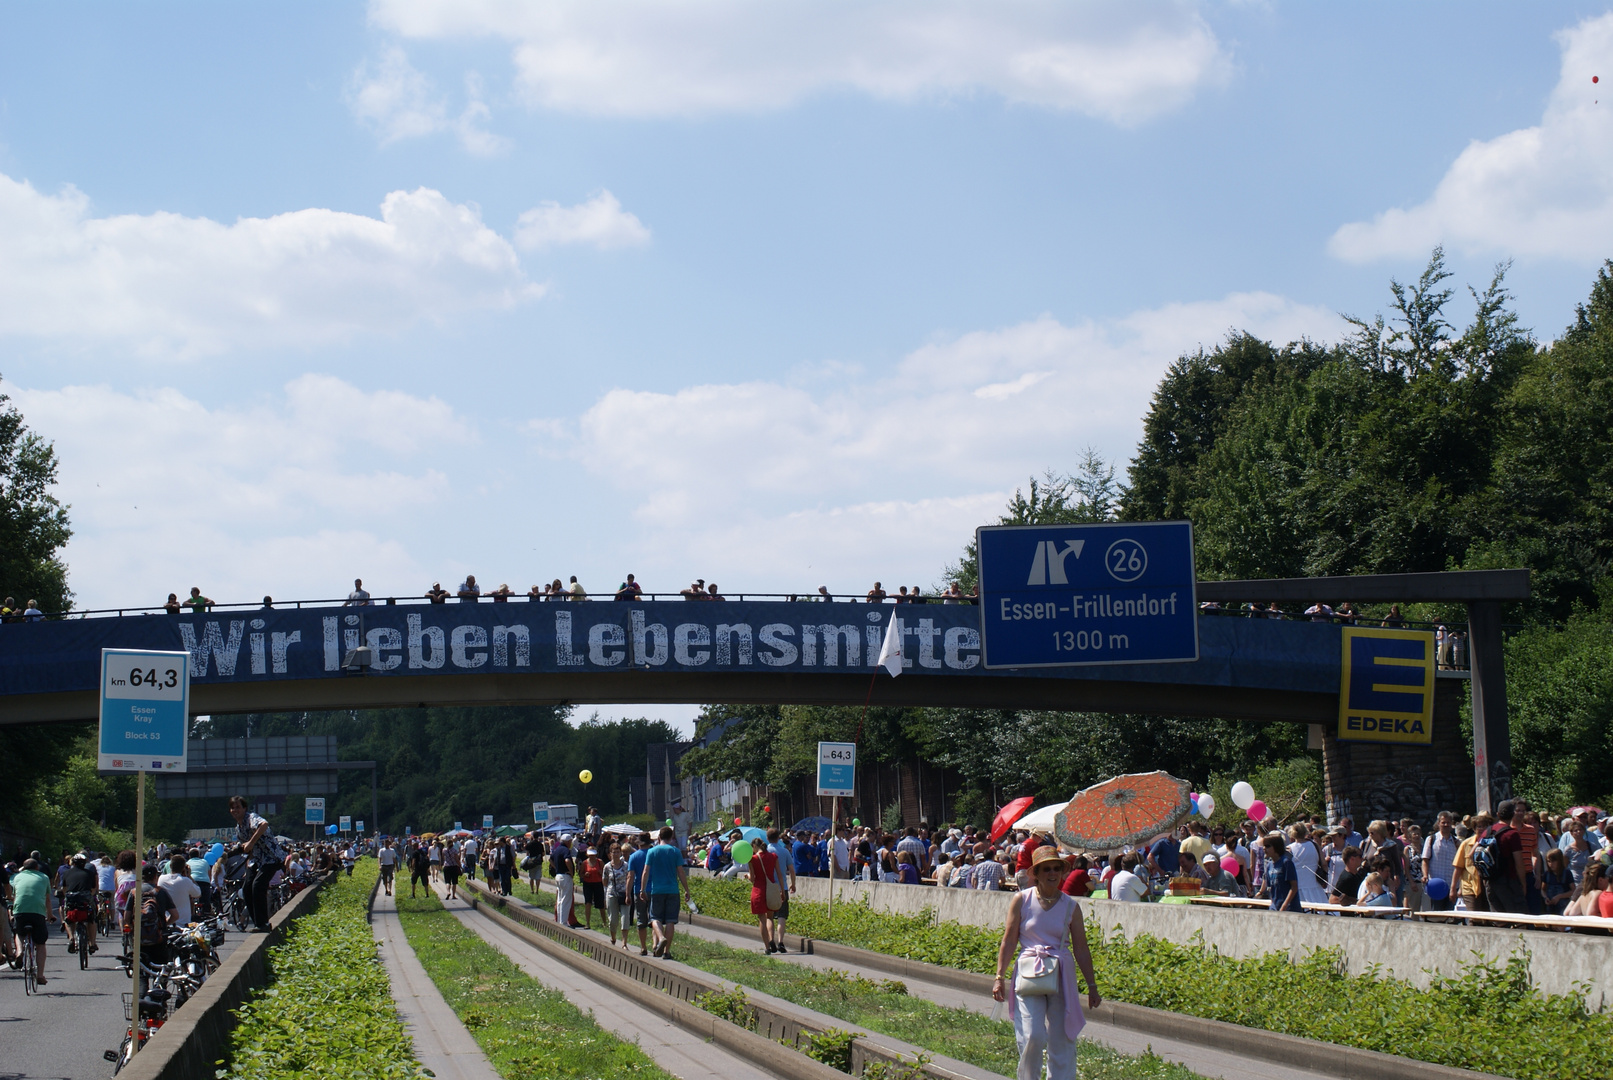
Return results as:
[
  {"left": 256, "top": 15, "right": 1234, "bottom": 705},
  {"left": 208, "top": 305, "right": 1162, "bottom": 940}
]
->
[
  {"left": 768, "top": 829, "right": 796, "bottom": 944},
  {"left": 1262, "top": 835, "right": 1303, "bottom": 912},
  {"left": 793, "top": 834, "right": 820, "bottom": 878},
  {"left": 640, "top": 828, "right": 690, "bottom": 959},
  {"left": 625, "top": 835, "right": 651, "bottom": 956},
  {"left": 1146, "top": 832, "right": 1180, "bottom": 879}
]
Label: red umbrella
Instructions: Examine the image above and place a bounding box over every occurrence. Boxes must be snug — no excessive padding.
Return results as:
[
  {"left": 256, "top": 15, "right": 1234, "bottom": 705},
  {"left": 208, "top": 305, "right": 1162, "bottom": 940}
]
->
[{"left": 989, "top": 797, "right": 1037, "bottom": 843}]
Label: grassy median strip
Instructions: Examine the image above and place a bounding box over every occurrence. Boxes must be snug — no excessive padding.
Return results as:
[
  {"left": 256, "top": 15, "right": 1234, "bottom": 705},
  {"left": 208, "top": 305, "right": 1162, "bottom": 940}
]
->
[
  {"left": 671, "top": 932, "right": 1204, "bottom": 1080},
  {"left": 220, "top": 864, "right": 426, "bottom": 1080},
  {"left": 392, "top": 890, "right": 676, "bottom": 1080},
  {"left": 689, "top": 877, "right": 1612, "bottom": 1080}
]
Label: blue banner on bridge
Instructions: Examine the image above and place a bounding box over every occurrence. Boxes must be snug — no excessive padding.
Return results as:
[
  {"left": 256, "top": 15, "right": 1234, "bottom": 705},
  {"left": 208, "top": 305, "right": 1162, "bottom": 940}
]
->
[{"left": 0, "top": 602, "right": 1343, "bottom": 698}]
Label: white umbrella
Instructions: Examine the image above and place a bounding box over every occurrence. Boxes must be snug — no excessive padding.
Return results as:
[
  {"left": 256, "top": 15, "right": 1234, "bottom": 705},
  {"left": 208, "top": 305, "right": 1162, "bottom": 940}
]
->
[
  {"left": 601, "top": 822, "right": 646, "bottom": 835},
  {"left": 1014, "top": 800, "right": 1075, "bottom": 834}
]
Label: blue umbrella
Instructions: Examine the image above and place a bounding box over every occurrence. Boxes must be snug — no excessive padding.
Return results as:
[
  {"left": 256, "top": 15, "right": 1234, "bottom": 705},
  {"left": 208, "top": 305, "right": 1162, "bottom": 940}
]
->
[{"left": 736, "top": 826, "right": 768, "bottom": 844}]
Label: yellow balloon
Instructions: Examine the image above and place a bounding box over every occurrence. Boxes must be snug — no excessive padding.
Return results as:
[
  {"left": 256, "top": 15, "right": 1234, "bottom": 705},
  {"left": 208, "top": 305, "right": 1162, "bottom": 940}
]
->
[{"left": 579, "top": 769, "right": 593, "bottom": 784}]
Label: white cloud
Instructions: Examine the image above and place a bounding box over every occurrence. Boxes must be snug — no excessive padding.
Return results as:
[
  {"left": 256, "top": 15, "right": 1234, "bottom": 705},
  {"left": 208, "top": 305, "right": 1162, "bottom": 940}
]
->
[
  {"left": 514, "top": 190, "right": 652, "bottom": 250},
  {"left": 10, "top": 377, "right": 476, "bottom": 607},
  {"left": 1330, "top": 14, "right": 1613, "bottom": 262},
  {"left": 370, "top": 0, "right": 1231, "bottom": 124},
  {"left": 348, "top": 49, "right": 512, "bottom": 154},
  {"left": 533, "top": 292, "right": 1342, "bottom": 582},
  {"left": 0, "top": 174, "right": 541, "bottom": 357}
]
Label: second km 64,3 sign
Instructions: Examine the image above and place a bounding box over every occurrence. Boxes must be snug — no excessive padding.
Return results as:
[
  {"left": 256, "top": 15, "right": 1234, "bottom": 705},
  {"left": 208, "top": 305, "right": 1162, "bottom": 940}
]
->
[{"left": 976, "top": 521, "right": 1199, "bottom": 669}]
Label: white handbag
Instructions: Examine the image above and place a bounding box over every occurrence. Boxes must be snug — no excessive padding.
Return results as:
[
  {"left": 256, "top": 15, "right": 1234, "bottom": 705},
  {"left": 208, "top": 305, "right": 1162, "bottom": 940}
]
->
[{"left": 1015, "top": 948, "right": 1060, "bottom": 996}]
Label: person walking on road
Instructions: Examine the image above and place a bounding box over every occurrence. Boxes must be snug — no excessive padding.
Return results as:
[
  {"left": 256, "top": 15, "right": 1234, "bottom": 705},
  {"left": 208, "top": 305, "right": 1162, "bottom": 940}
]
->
[
  {"left": 642, "top": 827, "right": 691, "bottom": 960},
  {"left": 377, "top": 839, "right": 397, "bottom": 896},
  {"left": 409, "top": 844, "right": 431, "bottom": 898},
  {"left": 992, "top": 846, "right": 1100, "bottom": 1080}
]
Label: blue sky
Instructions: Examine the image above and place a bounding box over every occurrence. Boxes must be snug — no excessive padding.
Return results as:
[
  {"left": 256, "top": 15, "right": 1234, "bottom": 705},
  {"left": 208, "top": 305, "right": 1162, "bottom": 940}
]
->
[{"left": 3, "top": 3, "right": 1612, "bottom": 732}]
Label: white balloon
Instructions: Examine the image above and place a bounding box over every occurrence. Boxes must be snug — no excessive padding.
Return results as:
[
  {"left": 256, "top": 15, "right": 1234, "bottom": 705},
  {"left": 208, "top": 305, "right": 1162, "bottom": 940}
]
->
[
  {"left": 1230, "top": 781, "right": 1255, "bottom": 810},
  {"left": 1197, "top": 793, "right": 1216, "bottom": 818}
]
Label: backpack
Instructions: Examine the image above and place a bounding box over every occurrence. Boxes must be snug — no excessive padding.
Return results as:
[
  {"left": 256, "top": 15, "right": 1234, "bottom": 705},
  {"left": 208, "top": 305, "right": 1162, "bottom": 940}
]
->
[{"left": 1472, "top": 827, "right": 1511, "bottom": 880}]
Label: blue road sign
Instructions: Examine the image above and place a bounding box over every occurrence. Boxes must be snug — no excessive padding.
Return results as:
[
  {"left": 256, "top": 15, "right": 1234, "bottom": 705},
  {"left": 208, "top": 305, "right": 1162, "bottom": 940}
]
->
[
  {"left": 483, "top": 814, "right": 494, "bottom": 829},
  {"left": 817, "top": 742, "right": 855, "bottom": 797},
  {"left": 976, "top": 521, "right": 1198, "bottom": 669},
  {"left": 98, "top": 649, "right": 190, "bottom": 772},
  {"left": 305, "top": 797, "right": 325, "bottom": 825}
]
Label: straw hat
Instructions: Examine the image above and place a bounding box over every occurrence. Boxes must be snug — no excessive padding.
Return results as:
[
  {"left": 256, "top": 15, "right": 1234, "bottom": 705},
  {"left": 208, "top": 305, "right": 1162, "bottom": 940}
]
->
[{"left": 1030, "top": 845, "right": 1069, "bottom": 870}]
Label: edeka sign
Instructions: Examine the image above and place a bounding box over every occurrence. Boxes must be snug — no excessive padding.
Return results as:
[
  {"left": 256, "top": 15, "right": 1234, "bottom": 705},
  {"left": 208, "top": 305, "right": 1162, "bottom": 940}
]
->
[{"left": 1337, "top": 627, "right": 1435, "bottom": 745}]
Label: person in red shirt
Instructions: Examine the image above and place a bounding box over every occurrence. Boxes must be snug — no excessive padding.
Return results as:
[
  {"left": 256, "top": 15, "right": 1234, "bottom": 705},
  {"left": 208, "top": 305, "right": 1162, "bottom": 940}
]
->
[
  {"left": 1061, "top": 853, "right": 1092, "bottom": 897},
  {"left": 749, "top": 843, "right": 781, "bottom": 954},
  {"left": 580, "top": 847, "right": 606, "bottom": 930}
]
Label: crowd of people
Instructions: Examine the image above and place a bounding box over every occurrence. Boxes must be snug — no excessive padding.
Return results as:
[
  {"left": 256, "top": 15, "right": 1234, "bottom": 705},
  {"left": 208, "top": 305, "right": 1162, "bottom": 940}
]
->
[
  {"left": 675, "top": 800, "right": 1613, "bottom": 922},
  {"left": 1, "top": 801, "right": 363, "bottom": 986}
]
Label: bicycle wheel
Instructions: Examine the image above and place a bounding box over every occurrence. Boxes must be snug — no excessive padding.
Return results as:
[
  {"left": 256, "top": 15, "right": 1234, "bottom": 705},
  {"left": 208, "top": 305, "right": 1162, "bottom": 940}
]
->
[
  {"left": 78, "top": 922, "right": 89, "bottom": 970},
  {"left": 21, "top": 939, "right": 36, "bottom": 995},
  {"left": 110, "top": 1033, "right": 134, "bottom": 1076}
]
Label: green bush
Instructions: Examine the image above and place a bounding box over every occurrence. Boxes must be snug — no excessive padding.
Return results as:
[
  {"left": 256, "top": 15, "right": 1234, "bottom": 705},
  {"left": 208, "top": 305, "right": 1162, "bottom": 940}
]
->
[
  {"left": 799, "top": 1028, "right": 855, "bottom": 1073},
  {"left": 688, "top": 878, "right": 1613, "bottom": 1080},
  {"left": 693, "top": 985, "right": 758, "bottom": 1030},
  {"left": 220, "top": 863, "right": 427, "bottom": 1080}
]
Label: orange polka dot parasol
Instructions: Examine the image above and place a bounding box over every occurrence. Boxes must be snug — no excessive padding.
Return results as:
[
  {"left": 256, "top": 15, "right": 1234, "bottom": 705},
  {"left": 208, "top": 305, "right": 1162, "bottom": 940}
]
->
[{"left": 1053, "top": 771, "right": 1194, "bottom": 853}]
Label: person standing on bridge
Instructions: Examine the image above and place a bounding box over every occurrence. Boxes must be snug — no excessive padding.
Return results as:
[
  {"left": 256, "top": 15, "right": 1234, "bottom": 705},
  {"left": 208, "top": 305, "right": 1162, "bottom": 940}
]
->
[
  {"left": 993, "top": 846, "right": 1100, "bottom": 1080},
  {"left": 344, "top": 579, "right": 371, "bottom": 606},
  {"left": 458, "top": 575, "right": 481, "bottom": 602},
  {"left": 183, "top": 587, "right": 214, "bottom": 614}
]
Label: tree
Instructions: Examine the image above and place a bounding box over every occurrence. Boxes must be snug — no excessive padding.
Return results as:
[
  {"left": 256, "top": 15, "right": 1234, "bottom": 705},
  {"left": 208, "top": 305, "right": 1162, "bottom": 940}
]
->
[
  {"left": 677, "top": 705, "right": 781, "bottom": 785},
  {"left": 0, "top": 377, "right": 72, "bottom": 613},
  {"left": 947, "top": 450, "right": 1121, "bottom": 593}
]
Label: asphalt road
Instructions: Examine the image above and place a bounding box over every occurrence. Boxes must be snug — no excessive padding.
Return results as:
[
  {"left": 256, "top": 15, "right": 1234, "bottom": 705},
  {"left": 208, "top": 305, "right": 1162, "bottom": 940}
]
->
[{"left": 0, "top": 917, "right": 246, "bottom": 1080}]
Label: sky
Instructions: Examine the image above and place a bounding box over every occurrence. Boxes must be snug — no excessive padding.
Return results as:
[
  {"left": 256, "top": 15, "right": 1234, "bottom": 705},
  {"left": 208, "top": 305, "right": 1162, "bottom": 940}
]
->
[{"left": 4, "top": 2, "right": 1613, "bottom": 735}]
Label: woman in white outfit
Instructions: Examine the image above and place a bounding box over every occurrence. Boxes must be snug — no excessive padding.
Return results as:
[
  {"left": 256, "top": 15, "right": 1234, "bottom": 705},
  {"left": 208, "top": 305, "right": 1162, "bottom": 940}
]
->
[
  {"left": 992, "top": 846, "right": 1101, "bottom": 1080},
  {"left": 1289, "top": 824, "right": 1329, "bottom": 905}
]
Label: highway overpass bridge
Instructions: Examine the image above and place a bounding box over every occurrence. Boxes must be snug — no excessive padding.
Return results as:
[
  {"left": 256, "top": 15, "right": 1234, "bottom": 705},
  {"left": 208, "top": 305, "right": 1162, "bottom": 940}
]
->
[{"left": 0, "top": 569, "right": 1530, "bottom": 817}]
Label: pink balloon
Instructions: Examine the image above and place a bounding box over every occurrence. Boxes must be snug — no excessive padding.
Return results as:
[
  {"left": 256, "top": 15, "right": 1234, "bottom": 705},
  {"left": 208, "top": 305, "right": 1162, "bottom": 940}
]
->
[{"left": 1248, "top": 800, "right": 1268, "bottom": 821}]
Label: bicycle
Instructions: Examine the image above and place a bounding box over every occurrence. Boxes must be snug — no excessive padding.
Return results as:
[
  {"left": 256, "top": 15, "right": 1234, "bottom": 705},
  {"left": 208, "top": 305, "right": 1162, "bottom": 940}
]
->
[
  {"left": 106, "top": 986, "right": 170, "bottom": 1075},
  {"left": 20, "top": 932, "right": 37, "bottom": 995}
]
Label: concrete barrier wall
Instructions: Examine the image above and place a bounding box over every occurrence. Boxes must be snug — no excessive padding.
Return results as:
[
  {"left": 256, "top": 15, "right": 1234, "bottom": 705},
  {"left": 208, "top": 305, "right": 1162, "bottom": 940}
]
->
[{"left": 761, "top": 874, "right": 1610, "bottom": 1005}]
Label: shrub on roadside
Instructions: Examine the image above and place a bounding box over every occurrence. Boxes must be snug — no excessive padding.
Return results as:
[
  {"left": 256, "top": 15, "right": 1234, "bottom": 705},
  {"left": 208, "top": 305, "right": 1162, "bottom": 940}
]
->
[{"left": 688, "top": 877, "right": 1613, "bottom": 1080}]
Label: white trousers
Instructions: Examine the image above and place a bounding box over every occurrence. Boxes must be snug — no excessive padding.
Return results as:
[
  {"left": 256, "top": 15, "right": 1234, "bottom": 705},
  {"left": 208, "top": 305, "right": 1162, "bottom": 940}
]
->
[
  {"left": 555, "top": 873, "right": 575, "bottom": 923},
  {"left": 1014, "top": 988, "right": 1076, "bottom": 1080}
]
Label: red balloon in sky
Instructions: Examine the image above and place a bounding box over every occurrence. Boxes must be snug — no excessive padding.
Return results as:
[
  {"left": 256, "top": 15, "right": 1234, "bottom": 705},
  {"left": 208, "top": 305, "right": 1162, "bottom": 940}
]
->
[{"left": 1595, "top": 76, "right": 1600, "bottom": 83}]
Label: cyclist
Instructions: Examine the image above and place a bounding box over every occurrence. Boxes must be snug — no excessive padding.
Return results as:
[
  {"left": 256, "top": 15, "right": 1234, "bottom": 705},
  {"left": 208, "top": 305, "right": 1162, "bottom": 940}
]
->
[
  {"left": 0, "top": 859, "right": 18, "bottom": 964},
  {"left": 11, "top": 858, "right": 55, "bottom": 985},
  {"left": 92, "top": 850, "right": 118, "bottom": 926},
  {"left": 123, "top": 862, "right": 177, "bottom": 965},
  {"left": 227, "top": 795, "right": 285, "bottom": 931},
  {"left": 60, "top": 853, "right": 100, "bottom": 955},
  {"left": 158, "top": 855, "right": 201, "bottom": 927},
  {"left": 187, "top": 848, "right": 214, "bottom": 916}
]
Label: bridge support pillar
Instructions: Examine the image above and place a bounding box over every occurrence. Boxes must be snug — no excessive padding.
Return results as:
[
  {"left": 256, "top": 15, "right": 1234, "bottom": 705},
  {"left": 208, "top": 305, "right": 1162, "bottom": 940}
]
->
[
  {"left": 1466, "top": 601, "right": 1512, "bottom": 814},
  {"left": 1322, "top": 678, "right": 1475, "bottom": 827}
]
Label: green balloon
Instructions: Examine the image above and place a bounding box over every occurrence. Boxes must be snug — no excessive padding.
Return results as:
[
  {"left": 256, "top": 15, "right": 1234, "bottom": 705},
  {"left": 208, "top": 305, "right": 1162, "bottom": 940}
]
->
[
  {"left": 666, "top": 818, "right": 673, "bottom": 825},
  {"left": 731, "top": 840, "right": 754, "bottom": 864},
  {"left": 851, "top": 818, "right": 860, "bottom": 826}
]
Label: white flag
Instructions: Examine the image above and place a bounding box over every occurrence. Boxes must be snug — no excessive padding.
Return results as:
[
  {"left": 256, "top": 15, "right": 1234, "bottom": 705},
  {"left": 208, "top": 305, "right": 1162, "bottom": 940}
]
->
[{"left": 877, "top": 615, "right": 904, "bottom": 677}]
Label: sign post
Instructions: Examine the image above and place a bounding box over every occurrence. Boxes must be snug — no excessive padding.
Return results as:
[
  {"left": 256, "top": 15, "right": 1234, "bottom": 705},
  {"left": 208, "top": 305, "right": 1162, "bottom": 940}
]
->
[
  {"left": 339, "top": 815, "right": 352, "bottom": 834},
  {"left": 533, "top": 802, "right": 550, "bottom": 826},
  {"left": 99, "top": 648, "right": 189, "bottom": 1063},
  {"left": 356, "top": 820, "right": 365, "bottom": 835},
  {"left": 817, "top": 742, "right": 855, "bottom": 917},
  {"left": 976, "top": 521, "right": 1198, "bottom": 669},
  {"left": 305, "top": 797, "right": 325, "bottom": 842},
  {"left": 482, "top": 813, "right": 494, "bottom": 830}
]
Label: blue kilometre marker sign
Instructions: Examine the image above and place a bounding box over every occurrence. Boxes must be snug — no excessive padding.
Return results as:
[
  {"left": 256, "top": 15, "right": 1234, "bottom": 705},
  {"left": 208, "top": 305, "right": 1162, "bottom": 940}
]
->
[
  {"left": 99, "top": 648, "right": 191, "bottom": 772},
  {"left": 976, "top": 521, "right": 1198, "bottom": 669}
]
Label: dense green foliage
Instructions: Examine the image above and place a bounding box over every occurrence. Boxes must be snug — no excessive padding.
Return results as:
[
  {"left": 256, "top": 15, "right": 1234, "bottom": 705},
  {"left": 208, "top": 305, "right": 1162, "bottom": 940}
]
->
[
  {"left": 221, "top": 863, "right": 425, "bottom": 1080},
  {"left": 191, "top": 706, "right": 679, "bottom": 837},
  {"left": 0, "top": 376, "right": 72, "bottom": 615},
  {"left": 687, "top": 878, "right": 1613, "bottom": 1080},
  {"left": 394, "top": 889, "right": 675, "bottom": 1080},
  {"left": 677, "top": 934, "right": 1205, "bottom": 1080},
  {"left": 1501, "top": 582, "right": 1613, "bottom": 810}
]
